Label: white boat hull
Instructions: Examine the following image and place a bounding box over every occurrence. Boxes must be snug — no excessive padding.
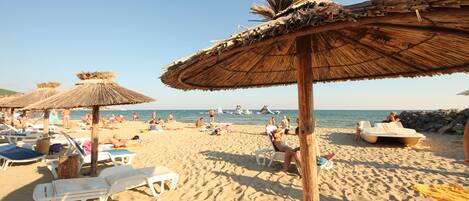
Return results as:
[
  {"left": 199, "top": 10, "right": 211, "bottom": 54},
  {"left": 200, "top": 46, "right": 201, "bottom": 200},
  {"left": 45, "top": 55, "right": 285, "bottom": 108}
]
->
[{"left": 360, "top": 133, "right": 424, "bottom": 146}]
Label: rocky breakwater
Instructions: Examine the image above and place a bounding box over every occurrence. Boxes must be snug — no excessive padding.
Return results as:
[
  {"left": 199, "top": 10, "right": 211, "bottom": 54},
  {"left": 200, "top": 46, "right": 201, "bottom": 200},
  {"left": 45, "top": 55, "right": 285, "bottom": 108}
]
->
[{"left": 398, "top": 109, "right": 468, "bottom": 134}]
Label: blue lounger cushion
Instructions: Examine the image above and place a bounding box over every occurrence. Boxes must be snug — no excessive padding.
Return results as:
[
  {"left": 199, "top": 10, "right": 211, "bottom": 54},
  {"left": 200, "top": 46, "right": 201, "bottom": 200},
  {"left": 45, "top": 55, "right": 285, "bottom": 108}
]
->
[
  {"left": 102, "top": 149, "right": 135, "bottom": 155},
  {"left": 0, "top": 144, "right": 44, "bottom": 160}
]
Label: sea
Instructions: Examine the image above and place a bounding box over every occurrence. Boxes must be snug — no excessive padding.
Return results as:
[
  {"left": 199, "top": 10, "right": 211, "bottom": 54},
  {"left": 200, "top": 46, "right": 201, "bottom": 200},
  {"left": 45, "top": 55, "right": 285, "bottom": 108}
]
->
[{"left": 62, "top": 110, "right": 399, "bottom": 128}]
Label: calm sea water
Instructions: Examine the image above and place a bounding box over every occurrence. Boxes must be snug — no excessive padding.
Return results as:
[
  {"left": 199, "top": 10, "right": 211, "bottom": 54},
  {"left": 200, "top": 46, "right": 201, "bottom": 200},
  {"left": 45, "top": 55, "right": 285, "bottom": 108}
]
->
[{"left": 67, "top": 110, "right": 399, "bottom": 128}]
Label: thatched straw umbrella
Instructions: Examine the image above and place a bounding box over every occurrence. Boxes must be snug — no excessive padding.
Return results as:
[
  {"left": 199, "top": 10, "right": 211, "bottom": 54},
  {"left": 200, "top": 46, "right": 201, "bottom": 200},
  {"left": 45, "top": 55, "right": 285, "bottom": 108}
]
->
[
  {"left": 0, "top": 93, "right": 23, "bottom": 125},
  {"left": 25, "top": 72, "right": 154, "bottom": 176},
  {"left": 161, "top": 0, "right": 469, "bottom": 200},
  {"left": 0, "top": 82, "right": 60, "bottom": 132}
]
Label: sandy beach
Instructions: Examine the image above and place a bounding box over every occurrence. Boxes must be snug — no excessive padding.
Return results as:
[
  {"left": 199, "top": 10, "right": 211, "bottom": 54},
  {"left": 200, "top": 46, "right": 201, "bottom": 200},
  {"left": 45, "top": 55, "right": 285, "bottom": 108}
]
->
[{"left": 0, "top": 121, "right": 467, "bottom": 201}]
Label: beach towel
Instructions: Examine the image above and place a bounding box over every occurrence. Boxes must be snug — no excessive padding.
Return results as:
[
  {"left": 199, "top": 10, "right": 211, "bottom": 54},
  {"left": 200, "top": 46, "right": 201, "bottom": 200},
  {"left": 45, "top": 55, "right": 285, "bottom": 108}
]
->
[
  {"left": 413, "top": 184, "right": 469, "bottom": 201},
  {"left": 82, "top": 141, "right": 92, "bottom": 155}
]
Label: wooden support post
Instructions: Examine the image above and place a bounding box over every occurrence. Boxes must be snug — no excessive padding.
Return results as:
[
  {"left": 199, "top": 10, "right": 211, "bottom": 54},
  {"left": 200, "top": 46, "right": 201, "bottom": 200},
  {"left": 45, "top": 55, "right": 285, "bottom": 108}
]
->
[
  {"left": 295, "top": 34, "right": 319, "bottom": 201},
  {"left": 91, "top": 106, "right": 100, "bottom": 177},
  {"left": 10, "top": 108, "right": 14, "bottom": 127},
  {"left": 43, "top": 110, "right": 50, "bottom": 136}
]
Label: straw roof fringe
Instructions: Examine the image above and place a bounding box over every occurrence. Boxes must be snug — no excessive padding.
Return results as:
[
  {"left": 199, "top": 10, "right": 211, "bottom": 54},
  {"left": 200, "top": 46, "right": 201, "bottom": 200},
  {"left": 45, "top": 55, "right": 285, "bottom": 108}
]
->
[
  {"left": 76, "top": 72, "right": 116, "bottom": 80},
  {"left": 161, "top": 0, "right": 469, "bottom": 91},
  {"left": 24, "top": 72, "right": 154, "bottom": 110},
  {"left": 37, "top": 82, "right": 60, "bottom": 89}
]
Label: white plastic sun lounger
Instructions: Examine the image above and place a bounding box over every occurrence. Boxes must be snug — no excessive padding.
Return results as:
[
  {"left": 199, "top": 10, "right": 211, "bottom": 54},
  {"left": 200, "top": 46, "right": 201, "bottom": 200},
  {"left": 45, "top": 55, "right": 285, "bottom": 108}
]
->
[
  {"left": 359, "top": 121, "right": 426, "bottom": 145},
  {"left": 26, "top": 122, "right": 58, "bottom": 132},
  {"left": 46, "top": 134, "right": 137, "bottom": 178},
  {"left": 33, "top": 165, "right": 179, "bottom": 201},
  {"left": 0, "top": 143, "right": 45, "bottom": 170},
  {"left": 0, "top": 124, "right": 43, "bottom": 144},
  {"left": 63, "top": 133, "right": 136, "bottom": 167}
]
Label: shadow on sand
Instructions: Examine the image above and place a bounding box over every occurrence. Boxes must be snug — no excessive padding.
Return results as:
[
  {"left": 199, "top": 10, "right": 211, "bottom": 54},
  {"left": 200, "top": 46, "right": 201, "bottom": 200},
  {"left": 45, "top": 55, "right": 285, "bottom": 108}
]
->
[
  {"left": 201, "top": 151, "right": 343, "bottom": 201},
  {"left": 327, "top": 132, "right": 407, "bottom": 148},
  {"left": 3, "top": 165, "right": 52, "bottom": 201}
]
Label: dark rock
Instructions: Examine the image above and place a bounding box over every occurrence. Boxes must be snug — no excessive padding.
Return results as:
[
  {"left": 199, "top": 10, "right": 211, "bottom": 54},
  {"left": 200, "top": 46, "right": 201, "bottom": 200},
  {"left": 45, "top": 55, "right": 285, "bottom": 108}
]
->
[{"left": 398, "top": 109, "right": 468, "bottom": 135}]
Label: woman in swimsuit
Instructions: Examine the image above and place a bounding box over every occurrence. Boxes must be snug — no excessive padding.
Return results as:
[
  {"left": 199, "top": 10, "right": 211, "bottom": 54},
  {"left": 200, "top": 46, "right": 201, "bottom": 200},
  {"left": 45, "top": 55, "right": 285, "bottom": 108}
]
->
[{"left": 272, "top": 128, "right": 300, "bottom": 175}]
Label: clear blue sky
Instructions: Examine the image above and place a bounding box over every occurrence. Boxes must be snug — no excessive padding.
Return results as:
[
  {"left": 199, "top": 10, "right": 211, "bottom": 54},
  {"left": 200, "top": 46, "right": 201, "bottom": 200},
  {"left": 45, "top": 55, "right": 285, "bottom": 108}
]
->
[{"left": 0, "top": 0, "right": 467, "bottom": 110}]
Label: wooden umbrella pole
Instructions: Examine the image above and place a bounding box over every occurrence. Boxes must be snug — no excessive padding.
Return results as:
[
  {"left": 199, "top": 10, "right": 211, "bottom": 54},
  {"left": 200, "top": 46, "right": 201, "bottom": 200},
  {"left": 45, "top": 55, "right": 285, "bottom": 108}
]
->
[
  {"left": 91, "top": 106, "right": 100, "bottom": 177},
  {"left": 43, "top": 110, "right": 50, "bottom": 136},
  {"left": 10, "top": 108, "right": 14, "bottom": 127},
  {"left": 295, "top": 34, "right": 319, "bottom": 201}
]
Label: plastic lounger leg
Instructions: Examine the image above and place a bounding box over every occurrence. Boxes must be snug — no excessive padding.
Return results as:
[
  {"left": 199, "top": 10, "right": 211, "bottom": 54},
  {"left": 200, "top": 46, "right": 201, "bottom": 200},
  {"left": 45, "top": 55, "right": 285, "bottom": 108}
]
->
[
  {"left": 171, "top": 175, "right": 179, "bottom": 190},
  {"left": 2, "top": 160, "right": 10, "bottom": 170},
  {"left": 148, "top": 179, "right": 158, "bottom": 197},
  {"left": 268, "top": 154, "right": 274, "bottom": 167},
  {"left": 160, "top": 181, "right": 165, "bottom": 193}
]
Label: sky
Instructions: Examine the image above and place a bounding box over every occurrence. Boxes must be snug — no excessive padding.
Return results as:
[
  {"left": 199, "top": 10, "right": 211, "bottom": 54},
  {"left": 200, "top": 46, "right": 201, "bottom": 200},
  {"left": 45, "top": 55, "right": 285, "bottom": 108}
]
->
[{"left": 0, "top": 0, "right": 467, "bottom": 110}]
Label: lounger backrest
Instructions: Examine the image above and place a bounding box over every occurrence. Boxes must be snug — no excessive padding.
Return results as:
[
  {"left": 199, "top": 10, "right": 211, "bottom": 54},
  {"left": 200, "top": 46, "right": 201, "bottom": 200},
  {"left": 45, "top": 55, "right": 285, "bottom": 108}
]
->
[
  {"left": 99, "top": 165, "right": 134, "bottom": 179},
  {"left": 62, "top": 133, "right": 86, "bottom": 158},
  {"left": 105, "top": 171, "right": 148, "bottom": 195},
  {"left": 267, "top": 132, "right": 280, "bottom": 152}
]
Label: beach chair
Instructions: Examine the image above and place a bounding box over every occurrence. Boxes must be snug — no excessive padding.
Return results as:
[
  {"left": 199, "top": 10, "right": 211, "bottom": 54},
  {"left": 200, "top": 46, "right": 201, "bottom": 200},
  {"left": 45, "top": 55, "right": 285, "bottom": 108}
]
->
[
  {"left": 25, "top": 122, "right": 58, "bottom": 132},
  {"left": 255, "top": 129, "right": 333, "bottom": 173},
  {"left": 254, "top": 129, "right": 301, "bottom": 171},
  {"left": 46, "top": 133, "right": 136, "bottom": 178},
  {"left": 0, "top": 124, "right": 43, "bottom": 144},
  {"left": 33, "top": 165, "right": 179, "bottom": 201},
  {"left": 0, "top": 143, "right": 45, "bottom": 170}
]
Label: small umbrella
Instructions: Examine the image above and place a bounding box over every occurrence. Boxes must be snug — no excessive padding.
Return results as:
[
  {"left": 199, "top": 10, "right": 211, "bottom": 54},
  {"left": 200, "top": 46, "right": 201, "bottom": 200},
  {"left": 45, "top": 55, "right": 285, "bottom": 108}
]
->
[
  {"left": 25, "top": 72, "right": 154, "bottom": 176},
  {"left": 457, "top": 90, "right": 469, "bottom": 96},
  {"left": 0, "top": 82, "right": 60, "bottom": 133},
  {"left": 161, "top": 0, "right": 469, "bottom": 200}
]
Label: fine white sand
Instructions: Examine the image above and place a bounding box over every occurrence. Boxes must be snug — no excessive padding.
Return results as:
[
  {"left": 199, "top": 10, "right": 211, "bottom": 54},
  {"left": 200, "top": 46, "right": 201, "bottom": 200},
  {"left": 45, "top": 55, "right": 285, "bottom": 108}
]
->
[{"left": 1, "top": 121, "right": 467, "bottom": 201}]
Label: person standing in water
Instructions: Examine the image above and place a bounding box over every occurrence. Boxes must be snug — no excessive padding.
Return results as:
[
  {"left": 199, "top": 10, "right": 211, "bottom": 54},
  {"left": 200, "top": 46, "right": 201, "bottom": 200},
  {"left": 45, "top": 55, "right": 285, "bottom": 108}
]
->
[
  {"left": 133, "top": 112, "right": 139, "bottom": 121},
  {"left": 209, "top": 109, "right": 215, "bottom": 123}
]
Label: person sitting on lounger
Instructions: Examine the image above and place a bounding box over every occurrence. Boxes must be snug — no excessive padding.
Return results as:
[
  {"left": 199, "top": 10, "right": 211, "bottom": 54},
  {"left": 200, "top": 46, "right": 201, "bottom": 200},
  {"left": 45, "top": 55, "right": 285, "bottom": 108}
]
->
[
  {"left": 266, "top": 116, "right": 276, "bottom": 126},
  {"left": 149, "top": 120, "right": 159, "bottom": 132},
  {"left": 271, "top": 128, "right": 300, "bottom": 175},
  {"left": 384, "top": 112, "right": 400, "bottom": 122}
]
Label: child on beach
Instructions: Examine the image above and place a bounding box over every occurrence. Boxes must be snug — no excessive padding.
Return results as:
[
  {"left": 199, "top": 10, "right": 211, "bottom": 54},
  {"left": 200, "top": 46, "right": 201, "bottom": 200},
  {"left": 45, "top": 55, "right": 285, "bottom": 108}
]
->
[
  {"left": 167, "top": 112, "right": 175, "bottom": 122},
  {"left": 133, "top": 112, "right": 139, "bottom": 121},
  {"left": 196, "top": 117, "right": 205, "bottom": 128},
  {"left": 355, "top": 122, "right": 362, "bottom": 143}
]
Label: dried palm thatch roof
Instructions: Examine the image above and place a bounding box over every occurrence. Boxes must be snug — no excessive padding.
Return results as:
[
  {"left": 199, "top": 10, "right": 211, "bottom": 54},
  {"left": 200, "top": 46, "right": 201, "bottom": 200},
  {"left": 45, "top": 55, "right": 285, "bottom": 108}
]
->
[
  {"left": 0, "top": 93, "right": 24, "bottom": 108},
  {"left": 161, "top": 0, "right": 469, "bottom": 91},
  {"left": 24, "top": 72, "right": 154, "bottom": 110},
  {"left": 0, "top": 82, "right": 61, "bottom": 109}
]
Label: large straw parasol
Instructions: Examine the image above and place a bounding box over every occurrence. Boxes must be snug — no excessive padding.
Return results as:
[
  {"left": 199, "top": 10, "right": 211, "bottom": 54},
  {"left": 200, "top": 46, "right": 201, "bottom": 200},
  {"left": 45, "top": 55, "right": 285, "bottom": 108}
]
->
[
  {"left": 0, "top": 93, "right": 23, "bottom": 125},
  {"left": 0, "top": 82, "right": 60, "bottom": 132},
  {"left": 161, "top": 0, "right": 469, "bottom": 200},
  {"left": 25, "top": 72, "right": 154, "bottom": 176}
]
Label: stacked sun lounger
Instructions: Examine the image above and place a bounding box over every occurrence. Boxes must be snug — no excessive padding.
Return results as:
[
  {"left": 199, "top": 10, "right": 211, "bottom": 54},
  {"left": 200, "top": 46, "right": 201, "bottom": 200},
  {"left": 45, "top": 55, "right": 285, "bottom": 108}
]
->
[{"left": 33, "top": 165, "right": 179, "bottom": 201}]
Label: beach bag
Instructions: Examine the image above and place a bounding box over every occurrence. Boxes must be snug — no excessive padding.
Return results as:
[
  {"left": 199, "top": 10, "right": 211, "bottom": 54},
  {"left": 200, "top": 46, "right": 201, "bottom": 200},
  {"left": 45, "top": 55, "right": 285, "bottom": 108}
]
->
[{"left": 49, "top": 143, "right": 62, "bottom": 155}]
